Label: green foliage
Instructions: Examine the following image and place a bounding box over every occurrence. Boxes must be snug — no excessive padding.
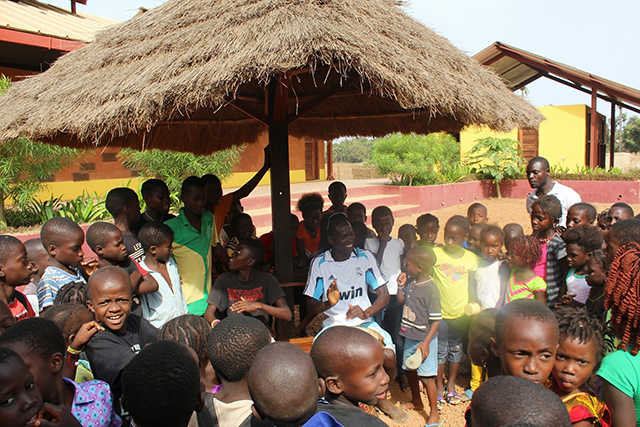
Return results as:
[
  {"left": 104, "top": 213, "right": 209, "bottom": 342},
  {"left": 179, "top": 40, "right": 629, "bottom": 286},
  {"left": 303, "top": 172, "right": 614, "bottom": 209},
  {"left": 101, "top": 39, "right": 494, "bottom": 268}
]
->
[
  {"left": 25, "top": 195, "right": 63, "bottom": 224},
  {"left": 622, "top": 116, "right": 640, "bottom": 153},
  {"left": 118, "top": 146, "right": 244, "bottom": 200},
  {"left": 550, "top": 164, "right": 624, "bottom": 175},
  {"left": 369, "top": 133, "right": 466, "bottom": 186},
  {"left": 333, "top": 137, "right": 374, "bottom": 163},
  {"left": 56, "top": 191, "right": 109, "bottom": 224},
  {"left": 465, "top": 137, "right": 525, "bottom": 198},
  {"left": 4, "top": 209, "right": 41, "bottom": 229}
]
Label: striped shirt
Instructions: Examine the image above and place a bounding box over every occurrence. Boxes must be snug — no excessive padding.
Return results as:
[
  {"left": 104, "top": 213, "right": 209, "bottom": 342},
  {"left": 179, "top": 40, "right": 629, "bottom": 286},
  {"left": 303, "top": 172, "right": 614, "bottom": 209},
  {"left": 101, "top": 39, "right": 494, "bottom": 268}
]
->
[
  {"left": 37, "top": 266, "right": 86, "bottom": 311},
  {"left": 399, "top": 278, "right": 442, "bottom": 341},
  {"left": 505, "top": 273, "right": 547, "bottom": 304}
]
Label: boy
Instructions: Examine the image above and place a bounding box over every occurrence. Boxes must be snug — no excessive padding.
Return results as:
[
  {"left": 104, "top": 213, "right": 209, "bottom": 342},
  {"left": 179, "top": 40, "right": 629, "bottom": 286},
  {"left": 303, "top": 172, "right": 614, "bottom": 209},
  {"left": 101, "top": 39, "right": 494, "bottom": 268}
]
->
[
  {"left": 217, "top": 213, "right": 257, "bottom": 272},
  {"left": 310, "top": 326, "right": 388, "bottom": 426},
  {"left": 323, "top": 181, "right": 348, "bottom": 216},
  {"left": 22, "top": 238, "right": 49, "bottom": 313},
  {"left": 0, "top": 318, "right": 121, "bottom": 426},
  {"left": 122, "top": 340, "right": 203, "bottom": 427},
  {"left": 604, "top": 218, "right": 640, "bottom": 265},
  {"left": 416, "top": 214, "right": 440, "bottom": 247},
  {"left": 432, "top": 215, "right": 479, "bottom": 404},
  {"left": 85, "top": 266, "right": 158, "bottom": 402},
  {"left": 206, "top": 316, "right": 271, "bottom": 427},
  {"left": 86, "top": 222, "right": 158, "bottom": 297},
  {"left": 565, "top": 202, "right": 597, "bottom": 229},
  {"left": 105, "top": 188, "right": 143, "bottom": 262},
  {"left": 138, "top": 222, "right": 188, "bottom": 328},
  {"left": 467, "top": 203, "right": 488, "bottom": 226},
  {"left": 502, "top": 223, "right": 524, "bottom": 253},
  {"left": 166, "top": 176, "right": 218, "bottom": 316},
  {"left": 347, "top": 202, "right": 375, "bottom": 238},
  {"left": 38, "top": 217, "right": 97, "bottom": 312},
  {"left": 397, "top": 224, "right": 418, "bottom": 251},
  {"left": 0, "top": 236, "right": 35, "bottom": 321},
  {"left": 396, "top": 246, "right": 441, "bottom": 426},
  {"left": 466, "top": 223, "right": 486, "bottom": 256},
  {"left": 135, "top": 179, "right": 175, "bottom": 229},
  {"left": 204, "top": 239, "right": 291, "bottom": 325},
  {"left": 0, "top": 346, "right": 44, "bottom": 426},
  {"left": 606, "top": 202, "right": 635, "bottom": 229}
]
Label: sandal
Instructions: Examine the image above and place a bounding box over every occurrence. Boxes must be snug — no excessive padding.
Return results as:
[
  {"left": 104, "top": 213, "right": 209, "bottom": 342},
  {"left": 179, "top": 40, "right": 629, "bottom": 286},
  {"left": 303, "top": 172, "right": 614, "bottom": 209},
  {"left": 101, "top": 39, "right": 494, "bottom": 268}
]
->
[
  {"left": 436, "top": 396, "right": 445, "bottom": 411},
  {"left": 446, "top": 391, "right": 461, "bottom": 405},
  {"left": 460, "top": 389, "right": 473, "bottom": 403}
]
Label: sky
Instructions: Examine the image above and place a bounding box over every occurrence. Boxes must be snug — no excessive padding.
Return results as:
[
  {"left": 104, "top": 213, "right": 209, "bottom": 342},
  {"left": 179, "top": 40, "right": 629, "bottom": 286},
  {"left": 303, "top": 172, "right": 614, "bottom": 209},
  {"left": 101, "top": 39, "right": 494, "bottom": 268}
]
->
[{"left": 44, "top": 0, "right": 639, "bottom": 118}]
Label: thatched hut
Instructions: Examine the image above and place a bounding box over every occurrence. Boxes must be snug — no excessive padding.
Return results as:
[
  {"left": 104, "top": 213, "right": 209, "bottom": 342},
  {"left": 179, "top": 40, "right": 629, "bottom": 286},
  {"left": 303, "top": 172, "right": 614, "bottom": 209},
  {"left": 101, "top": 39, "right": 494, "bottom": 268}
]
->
[{"left": 0, "top": 0, "right": 543, "bottom": 275}]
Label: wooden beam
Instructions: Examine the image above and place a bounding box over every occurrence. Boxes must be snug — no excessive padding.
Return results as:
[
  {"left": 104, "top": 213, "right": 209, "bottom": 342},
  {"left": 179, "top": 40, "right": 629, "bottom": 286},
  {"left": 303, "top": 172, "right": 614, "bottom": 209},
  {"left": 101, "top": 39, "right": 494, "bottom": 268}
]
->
[
  {"left": 481, "top": 51, "right": 507, "bottom": 66},
  {"left": 590, "top": 90, "right": 599, "bottom": 169},
  {"left": 512, "top": 72, "right": 546, "bottom": 91},
  {"left": 231, "top": 99, "right": 269, "bottom": 125},
  {"left": 326, "top": 140, "right": 334, "bottom": 180},
  {"left": 287, "top": 80, "right": 351, "bottom": 125},
  {"left": 610, "top": 103, "right": 616, "bottom": 169}
]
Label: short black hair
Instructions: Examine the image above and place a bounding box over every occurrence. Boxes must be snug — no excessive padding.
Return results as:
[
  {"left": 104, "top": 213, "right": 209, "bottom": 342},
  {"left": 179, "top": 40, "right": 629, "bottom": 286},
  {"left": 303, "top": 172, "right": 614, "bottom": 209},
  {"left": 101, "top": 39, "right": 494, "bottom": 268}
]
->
[
  {"left": 106, "top": 187, "right": 139, "bottom": 217},
  {"left": 0, "top": 346, "right": 21, "bottom": 366},
  {"left": 230, "top": 213, "right": 253, "bottom": 231},
  {"left": 42, "top": 303, "right": 93, "bottom": 344},
  {"left": 23, "top": 238, "right": 46, "bottom": 256},
  {"left": 328, "top": 181, "right": 346, "bottom": 194},
  {"left": 445, "top": 215, "right": 470, "bottom": 234},
  {"left": 249, "top": 343, "right": 319, "bottom": 426},
  {"left": 347, "top": 202, "right": 366, "bottom": 216},
  {"left": 86, "top": 222, "right": 120, "bottom": 252},
  {"left": 467, "top": 202, "right": 488, "bottom": 216},
  {"left": 407, "top": 245, "right": 436, "bottom": 269},
  {"left": 53, "top": 280, "right": 89, "bottom": 306},
  {"left": 311, "top": 326, "right": 379, "bottom": 379},
  {"left": 528, "top": 156, "right": 550, "bottom": 170},
  {"left": 0, "top": 317, "right": 65, "bottom": 360},
  {"left": 531, "top": 195, "right": 562, "bottom": 222},
  {"left": 326, "top": 212, "right": 350, "bottom": 239},
  {"left": 140, "top": 179, "right": 169, "bottom": 197},
  {"left": 181, "top": 176, "right": 206, "bottom": 195},
  {"left": 40, "top": 217, "right": 83, "bottom": 248},
  {"left": 503, "top": 223, "right": 524, "bottom": 237},
  {"left": 481, "top": 225, "right": 504, "bottom": 243},
  {"left": 562, "top": 224, "right": 603, "bottom": 253},
  {"left": 296, "top": 193, "right": 324, "bottom": 214},
  {"left": 160, "top": 315, "right": 211, "bottom": 363},
  {"left": 416, "top": 213, "right": 439, "bottom": 229},
  {"left": 200, "top": 174, "right": 221, "bottom": 186},
  {"left": 609, "top": 219, "right": 640, "bottom": 246},
  {"left": 207, "top": 316, "right": 271, "bottom": 383},
  {"left": 238, "top": 238, "right": 265, "bottom": 265},
  {"left": 88, "top": 266, "right": 132, "bottom": 301},
  {"left": 611, "top": 202, "right": 634, "bottom": 217},
  {"left": 122, "top": 340, "right": 200, "bottom": 427},
  {"left": 138, "top": 222, "right": 174, "bottom": 251},
  {"left": 470, "top": 376, "right": 570, "bottom": 427},
  {"left": 569, "top": 203, "right": 597, "bottom": 223},
  {"left": 398, "top": 224, "right": 417, "bottom": 237},
  {"left": 496, "top": 299, "right": 559, "bottom": 346},
  {"left": 371, "top": 206, "right": 393, "bottom": 222},
  {"left": 468, "top": 308, "right": 498, "bottom": 367},
  {"left": 0, "top": 235, "right": 24, "bottom": 264}
]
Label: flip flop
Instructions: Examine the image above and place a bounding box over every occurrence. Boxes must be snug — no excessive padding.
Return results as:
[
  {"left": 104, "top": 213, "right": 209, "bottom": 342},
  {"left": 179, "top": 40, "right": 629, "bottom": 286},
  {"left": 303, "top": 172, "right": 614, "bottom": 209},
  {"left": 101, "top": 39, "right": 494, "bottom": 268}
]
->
[
  {"left": 426, "top": 423, "right": 443, "bottom": 427},
  {"left": 436, "top": 396, "right": 445, "bottom": 411},
  {"left": 446, "top": 391, "right": 461, "bottom": 405}
]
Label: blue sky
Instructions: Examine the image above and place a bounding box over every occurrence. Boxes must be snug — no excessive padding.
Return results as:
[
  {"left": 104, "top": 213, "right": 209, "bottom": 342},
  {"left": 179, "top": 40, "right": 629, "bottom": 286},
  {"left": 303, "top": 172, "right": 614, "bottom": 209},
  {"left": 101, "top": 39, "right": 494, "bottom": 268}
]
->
[{"left": 45, "top": 0, "right": 639, "bottom": 118}]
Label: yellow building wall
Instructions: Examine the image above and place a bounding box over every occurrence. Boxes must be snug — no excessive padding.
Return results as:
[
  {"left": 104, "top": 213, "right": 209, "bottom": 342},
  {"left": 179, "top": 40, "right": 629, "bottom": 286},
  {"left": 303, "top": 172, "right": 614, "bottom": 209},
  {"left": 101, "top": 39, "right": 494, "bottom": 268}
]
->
[{"left": 35, "top": 178, "right": 142, "bottom": 201}]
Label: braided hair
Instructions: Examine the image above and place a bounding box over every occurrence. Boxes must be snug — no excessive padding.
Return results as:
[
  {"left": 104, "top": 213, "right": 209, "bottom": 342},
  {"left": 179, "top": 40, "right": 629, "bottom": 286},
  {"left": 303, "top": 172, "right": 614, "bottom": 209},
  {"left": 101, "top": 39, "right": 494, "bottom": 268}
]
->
[
  {"left": 53, "top": 280, "right": 90, "bottom": 306},
  {"left": 160, "top": 315, "right": 211, "bottom": 364},
  {"left": 555, "top": 307, "right": 605, "bottom": 367},
  {"left": 605, "top": 242, "right": 640, "bottom": 355},
  {"left": 510, "top": 235, "right": 542, "bottom": 269}
]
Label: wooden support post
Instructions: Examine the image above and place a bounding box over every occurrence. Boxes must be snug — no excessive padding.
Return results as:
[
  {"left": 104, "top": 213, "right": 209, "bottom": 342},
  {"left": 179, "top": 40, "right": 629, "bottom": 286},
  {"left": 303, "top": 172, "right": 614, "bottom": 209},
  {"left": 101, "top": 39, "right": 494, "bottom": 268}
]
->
[
  {"left": 590, "top": 89, "right": 599, "bottom": 169},
  {"left": 326, "top": 140, "right": 335, "bottom": 180},
  {"left": 610, "top": 102, "right": 616, "bottom": 169}
]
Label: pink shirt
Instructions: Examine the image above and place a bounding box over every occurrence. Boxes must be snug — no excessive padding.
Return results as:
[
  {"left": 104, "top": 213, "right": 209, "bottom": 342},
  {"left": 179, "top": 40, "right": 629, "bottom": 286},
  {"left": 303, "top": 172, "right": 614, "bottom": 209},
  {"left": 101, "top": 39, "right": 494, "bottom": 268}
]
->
[{"left": 533, "top": 241, "right": 548, "bottom": 279}]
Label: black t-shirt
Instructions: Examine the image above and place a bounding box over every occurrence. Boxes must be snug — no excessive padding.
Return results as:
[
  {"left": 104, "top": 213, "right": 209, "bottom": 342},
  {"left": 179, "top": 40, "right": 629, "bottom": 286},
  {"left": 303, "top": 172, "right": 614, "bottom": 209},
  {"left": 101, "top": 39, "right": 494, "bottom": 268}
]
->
[
  {"left": 122, "top": 231, "right": 144, "bottom": 263},
  {"left": 317, "top": 400, "right": 387, "bottom": 427}
]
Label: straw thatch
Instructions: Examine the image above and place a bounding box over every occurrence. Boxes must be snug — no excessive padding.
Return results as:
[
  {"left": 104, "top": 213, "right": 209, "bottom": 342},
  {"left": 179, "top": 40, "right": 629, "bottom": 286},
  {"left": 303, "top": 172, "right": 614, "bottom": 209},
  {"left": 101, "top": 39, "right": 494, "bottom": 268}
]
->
[{"left": 0, "top": 0, "right": 544, "bottom": 154}]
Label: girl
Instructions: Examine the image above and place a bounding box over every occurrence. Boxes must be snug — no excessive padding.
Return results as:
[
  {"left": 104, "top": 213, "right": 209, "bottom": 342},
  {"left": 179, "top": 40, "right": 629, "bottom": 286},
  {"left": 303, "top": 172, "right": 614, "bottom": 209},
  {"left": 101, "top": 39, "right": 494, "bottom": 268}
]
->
[
  {"left": 598, "top": 241, "right": 640, "bottom": 426},
  {"left": 551, "top": 307, "right": 611, "bottom": 427},
  {"left": 415, "top": 213, "right": 440, "bottom": 247},
  {"left": 560, "top": 225, "right": 603, "bottom": 307},
  {"left": 476, "top": 226, "right": 510, "bottom": 310},
  {"left": 585, "top": 250, "right": 607, "bottom": 325},
  {"left": 295, "top": 192, "right": 324, "bottom": 261},
  {"left": 531, "top": 195, "right": 568, "bottom": 307},
  {"left": 505, "top": 235, "right": 547, "bottom": 304}
]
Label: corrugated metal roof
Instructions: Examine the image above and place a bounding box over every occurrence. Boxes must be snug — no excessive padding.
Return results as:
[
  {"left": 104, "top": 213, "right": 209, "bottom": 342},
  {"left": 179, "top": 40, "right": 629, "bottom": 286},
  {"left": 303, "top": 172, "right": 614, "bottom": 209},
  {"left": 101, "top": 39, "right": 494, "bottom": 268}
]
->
[{"left": 0, "top": 0, "right": 120, "bottom": 43}]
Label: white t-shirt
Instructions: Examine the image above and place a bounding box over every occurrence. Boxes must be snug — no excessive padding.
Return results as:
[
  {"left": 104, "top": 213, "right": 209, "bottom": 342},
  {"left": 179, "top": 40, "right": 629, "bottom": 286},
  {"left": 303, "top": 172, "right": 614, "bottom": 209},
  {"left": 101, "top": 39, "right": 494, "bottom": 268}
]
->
[
  {"left": 304, "top": 248, "right": 387, "bottom": 327},
  {"left": 139, "top": 257, "right": 189, "bottom": 328},
  {"left": 526, "top": 181, "right": 581, "bottom": 228},
  {"left": 364, "top": 237, "right": 405, "bottom": 295},
  {"left": 475, "top": 259, "right": 508, "bottom": 309}
]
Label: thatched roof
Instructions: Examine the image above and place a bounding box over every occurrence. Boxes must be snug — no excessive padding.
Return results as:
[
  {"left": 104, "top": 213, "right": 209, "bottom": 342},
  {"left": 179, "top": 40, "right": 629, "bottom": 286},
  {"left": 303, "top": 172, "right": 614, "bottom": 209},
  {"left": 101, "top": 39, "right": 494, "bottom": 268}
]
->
[{"left": 0, "top": 0, "right": 544, "bottom": 154}]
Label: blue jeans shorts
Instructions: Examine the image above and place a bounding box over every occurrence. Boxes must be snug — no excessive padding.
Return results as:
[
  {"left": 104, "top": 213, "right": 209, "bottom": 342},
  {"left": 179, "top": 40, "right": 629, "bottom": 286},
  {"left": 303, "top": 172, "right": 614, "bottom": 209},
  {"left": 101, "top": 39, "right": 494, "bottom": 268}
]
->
[
  {"left": 402, "top": 336, "right": 438, "bottom": 377},
  {"left": 437, "top": 317, "right": 468, "bottom": 365}
]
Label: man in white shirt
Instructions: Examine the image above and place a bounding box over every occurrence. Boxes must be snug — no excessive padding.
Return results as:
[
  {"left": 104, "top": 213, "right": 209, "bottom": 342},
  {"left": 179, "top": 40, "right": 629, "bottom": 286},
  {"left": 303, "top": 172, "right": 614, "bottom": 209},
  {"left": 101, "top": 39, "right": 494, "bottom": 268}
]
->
[{"left": 525, "top": 157, "right": 581, "bottom": 228}]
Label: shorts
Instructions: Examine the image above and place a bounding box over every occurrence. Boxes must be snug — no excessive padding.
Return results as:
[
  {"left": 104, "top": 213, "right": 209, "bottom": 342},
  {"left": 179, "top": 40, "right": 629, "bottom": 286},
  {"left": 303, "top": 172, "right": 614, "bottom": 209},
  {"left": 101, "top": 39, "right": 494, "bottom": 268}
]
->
[
  {"left": 316, "top": 320, "right": 396, "bottom": 352},
  {"left": 437, "top": 317, "right": 468, "bottom": 365},
  {"left": 402, "top": 336, "right": 438, "bottom": 377}
]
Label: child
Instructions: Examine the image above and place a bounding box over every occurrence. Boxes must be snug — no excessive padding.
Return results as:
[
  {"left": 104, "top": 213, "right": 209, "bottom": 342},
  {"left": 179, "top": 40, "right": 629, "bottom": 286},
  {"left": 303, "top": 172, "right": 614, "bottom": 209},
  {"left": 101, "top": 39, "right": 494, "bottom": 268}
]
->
[
  {"left": 432, "top": 215, "right": 479, "bottom": 404},
  {"left": 137, "top": 222, "right": 188, "bottom": 327},
  {"left": 310, "top": 326, "right": 388, "bottom": 426},
  {"left": 85, "top": 266, "right": 158, "bottom": 402},
  {"left": 204, "top": 239, "right": 291, "bottom": 325},
  {"left": 599, "top": 239, "right": 640, "bottom": 426},
  {"left": 551, "top": 307, "right": 611, "bottom": 427},
  {"left": 606, "top": 202, "right": 634, "bottom": 229},
  {"left": 476, "top": 226, "right": 510, "bottom": 310},
  {"left": 398, "top": 224, "right": 418, "bottom": 251},
  {"left": 492, "top": 299, "right": 559, "bottom": 384},
  {"left": 0, "top": 236, "right": 35, "bottom": 321},
  {"left": 604, "top": 218, "right": 640, "bottom": 265},
  {"left": 466, "top": 223, "right": 486, "bottom": 256},
  {"left": 0, "top": 318, "right": 121, "bottom": 426},
  {"left": 21, "top": 238, "right": 48, "bottom": 311},
  {"left": 260, "top": 213, "right": 301, "bottom": 267},
  {"left": 323, "top": 181, "right": 348, "bottom": 216},
  {"left": 105, "top": 187, "right": 143, "bottom": 262},
  {"left": 347, "top": 202, "right": 375, "bottom": 238},
  {"left": 416, "top": 213, "right": 440, "bottom": 247},
  {"left": 0, "top": 346, "right": 44, "bottom": 427},
  {"left": 86, "top": 222, "right": 158, "bottom": 297},
  {"left": 136, "top": 179, "right": 175, "bottom": 229},
  {"left": 467, "top": 202, "right": 488, "bottom": 226},
  {"left": 166, "top": 176, "right": 218, "bottom": 316},
  {"left": 560, "top": 225, "right": 603, "bottom": 307},
  {"left": 585, "top": 250, "right": 607, "bottom": 324},
  {"left": 396, "top": 246, "right": 441, "bottom": 426},
  {"left": 565, "top": 202, "right": 598, "bottom": 229},
  {"left": 206, "top": 316, "right": 271, "bottom": 427},
  {"left": 597, "top": 209, "right": 609, "bottom": 232},
  {"left": 350, "top": 221, "right": 369, "bottom": 250},
  {"left": 506, "top": 235, "right": 546, "bottom": 304},
  {"left": 296, "top": 192, "right": 324, "bottom": 260},
  {"left": 38, "top": 218, "right": 97, "bottom": 313},
  {"left": 469, "top": 375, "right": 571, "bottom": 427},
  {"left": 217, "top": 213, "right": 257, "bottom": 272},
  {"left": 0, "top": 299, "right": 16, "bottom": 334},
  {"left": 502, "top": 223, "right": 524, "bottom": 253},
  {"left": 54, "top": 281, "right": 89, "bottom": 306},
  {"left": 467, "top": 309, "right": 501, "bottom": 379},
  {"left": 531, "top": 195, "right": 568, "bottom": 307},
  {"left": 121, "top": 340, "right": 202, "bottom": 427}
]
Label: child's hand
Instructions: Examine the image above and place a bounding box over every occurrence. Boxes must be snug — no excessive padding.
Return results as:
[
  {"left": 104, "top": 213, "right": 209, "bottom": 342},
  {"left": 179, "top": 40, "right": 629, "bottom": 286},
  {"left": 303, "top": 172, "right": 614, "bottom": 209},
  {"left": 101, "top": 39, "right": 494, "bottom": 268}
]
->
[
  {"left": 397, "top": 272, "right": 407, "bottom": 288},
  {"left": 327, "top": 279, "right": 340, "bottom": 306},
  {"left": 346, "top": 304, "right": 366, "bottom": 320},
  {"left": 80, "top": 258, "right": 100, "bottom": 276},
  {"left": 34, "top": 403, "right": 82, "bottom": 427},
  {"left": 497, "top": 251, "right": 507, "bottom": 261},
  {"left": 554, "top": 294, "right": 575, "bottom": 308},
  {"left": 417, "top": 341, "right": 431, "bottom": 360},
  {"left": 230, "top": 299, "right": 262, "bottom": 314},
  {"left": 69, "top": 321, "right": 104, "bottom": 351}
]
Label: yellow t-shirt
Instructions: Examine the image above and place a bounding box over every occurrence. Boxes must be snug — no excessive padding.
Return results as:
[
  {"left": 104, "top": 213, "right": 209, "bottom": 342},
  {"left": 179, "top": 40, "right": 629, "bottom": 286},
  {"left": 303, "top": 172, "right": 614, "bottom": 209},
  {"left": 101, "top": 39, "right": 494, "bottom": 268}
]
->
[{"left": 432, "top": 247, "right": 479, "bottom": 319}]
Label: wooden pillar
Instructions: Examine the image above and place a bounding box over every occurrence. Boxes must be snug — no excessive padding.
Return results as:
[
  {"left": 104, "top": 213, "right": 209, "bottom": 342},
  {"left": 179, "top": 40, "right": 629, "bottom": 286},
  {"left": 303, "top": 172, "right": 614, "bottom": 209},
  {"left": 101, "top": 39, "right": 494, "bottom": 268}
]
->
[
  {"left": 326, "top": 140, "right": 335, "bottom": 180},
  {"left": 610, "top": 102, "right": 616, "bottom": 169},
  {"left": 589, "top": 89, "right": 599, "bottom": 169}
]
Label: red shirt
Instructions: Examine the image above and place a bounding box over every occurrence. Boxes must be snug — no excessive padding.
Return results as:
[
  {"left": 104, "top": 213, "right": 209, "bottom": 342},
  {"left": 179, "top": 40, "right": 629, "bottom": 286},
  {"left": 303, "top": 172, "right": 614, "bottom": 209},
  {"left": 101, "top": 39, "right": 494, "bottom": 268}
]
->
[
  {"left": 8, "top": 291, "right": 35, "bottom": 321},
  {"left": 259, "top": 232, "right": 298, "bottom": 262}
]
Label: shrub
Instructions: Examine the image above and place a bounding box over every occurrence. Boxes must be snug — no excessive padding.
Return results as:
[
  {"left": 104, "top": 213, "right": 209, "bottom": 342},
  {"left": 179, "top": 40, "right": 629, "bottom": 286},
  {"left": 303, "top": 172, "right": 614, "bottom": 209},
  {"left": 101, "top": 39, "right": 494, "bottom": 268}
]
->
[
  {"left": 465, "top": 137, "right": 525, "bottom": 198},
  {"left": 4, "top": 209, "right": 41, "bottom": 229}
]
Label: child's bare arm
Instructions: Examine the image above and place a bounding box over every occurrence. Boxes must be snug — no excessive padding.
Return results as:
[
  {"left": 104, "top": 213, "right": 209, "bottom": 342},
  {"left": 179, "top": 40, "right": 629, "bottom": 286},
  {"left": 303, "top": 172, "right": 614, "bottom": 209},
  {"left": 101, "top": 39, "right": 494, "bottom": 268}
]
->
[
  {"left": 350, "top": 284, "right": 389, "bottom": 319},
  {"left": 468, "top": 271, "right": 478, "bottom": 304},
  {"left": 396, "top": 272, "right": 407, "bottom": 305},
  {"left": 374, "top": 235, "right": 389, "bottom": 267},
  {"left": 204, "top": 304, "right": 219, "bottom": 325},
  {"left": 534, "top": 291, "right": 547, "bottom": 305},
  {"left": 213, "top": 243, "right": 230, "bottom": 270},
  {"left": 131, "top": 272, "right": 159, "bottom": 295},
  {"left": 603, "top": 380, "right": 637, "bottom": 427},
  {"left": 230, "top": 297, "right": 292, "bottom": 321},
  {"left": 417, "top": 320, "right": 440, "bottom": 359},
  {"left": 496, "top": 263, "right": 511, "bottom": 308}
]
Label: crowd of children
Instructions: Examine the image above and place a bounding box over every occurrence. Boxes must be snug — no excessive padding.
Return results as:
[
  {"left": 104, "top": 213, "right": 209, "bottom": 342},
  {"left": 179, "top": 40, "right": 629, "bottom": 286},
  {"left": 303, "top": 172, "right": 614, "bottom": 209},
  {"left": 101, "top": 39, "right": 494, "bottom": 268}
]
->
[{"left": 2, "top": 152, "right": 640, "bottom": 427}]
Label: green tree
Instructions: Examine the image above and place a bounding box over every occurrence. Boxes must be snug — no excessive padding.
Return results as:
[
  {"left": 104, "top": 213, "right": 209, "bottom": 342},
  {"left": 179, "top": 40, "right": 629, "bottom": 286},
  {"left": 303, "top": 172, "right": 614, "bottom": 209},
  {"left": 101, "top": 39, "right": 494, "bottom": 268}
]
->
[
  {"left": 0, "top": 75, "right": 85, "bottom": 225},
  {"left": 369, "top": 132, "right": 465, "bottom": 186},
  {"left": 465, "top": 137, "right": 525, "bottom": 198},
  {"left": 118, "top": 146, "right": 245, "bottom": 198},
  {"left": 622, "top": 115, "right": 640, "bottom": 153},
  {"left": 333, "top": 137, "right": 374, "bottom": 163}
]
